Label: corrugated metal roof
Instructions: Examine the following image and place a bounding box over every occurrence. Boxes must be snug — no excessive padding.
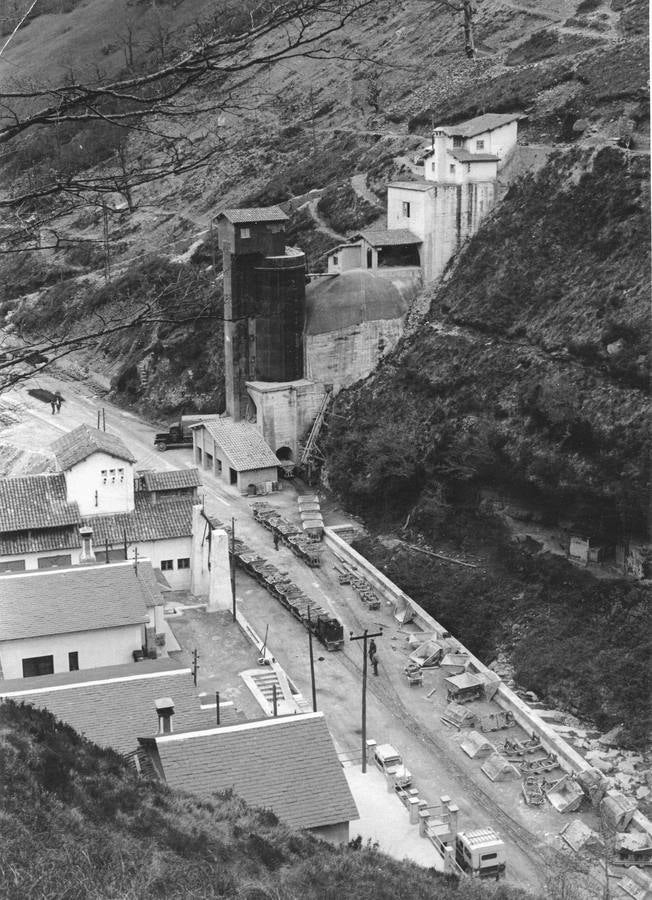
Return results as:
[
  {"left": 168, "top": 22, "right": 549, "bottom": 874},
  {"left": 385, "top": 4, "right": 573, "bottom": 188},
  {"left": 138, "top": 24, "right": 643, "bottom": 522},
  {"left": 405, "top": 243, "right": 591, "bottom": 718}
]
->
[
  {"left": 448, "top": 149, "right": 499, "bottom": 163},
  {"left": 51, "top": 424, "right": 136, "bottom": 471},
  {"left": 0, "top": 562, "right": 150, "bottom": 641},
  {"left": 436, "top": 112, "right": 523, "bottom": 138},
  {"left": 201, "top": 419, "right": 280, "bottom": 472},
  {"left": 217, "top": 207, "right": 289, "bottom": 224},
  {"left": 141, "top": 468, "right": 202, "bottom": 492},
  {"left": 147, "top": 712, "right": 358, "bottom": 830},
  {"left": 0, "top": 660, "right": 213, "bottom": 754},
  {"left": 83, "top": 495, "right": 194, "bottom": 544},
  {"left": 0, "top": 474, "right": 80, "bottom": 531},
  {"left": 356, "top": 228, "right": 422, "bottom": 247}
]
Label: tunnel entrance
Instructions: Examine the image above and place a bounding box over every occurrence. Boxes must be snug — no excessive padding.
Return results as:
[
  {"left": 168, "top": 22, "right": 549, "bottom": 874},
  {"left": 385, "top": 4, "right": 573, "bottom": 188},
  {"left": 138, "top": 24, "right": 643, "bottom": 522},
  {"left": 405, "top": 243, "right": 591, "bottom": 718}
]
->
[{"left": 276, "top": 446, "right": 293, "bottom": 462}]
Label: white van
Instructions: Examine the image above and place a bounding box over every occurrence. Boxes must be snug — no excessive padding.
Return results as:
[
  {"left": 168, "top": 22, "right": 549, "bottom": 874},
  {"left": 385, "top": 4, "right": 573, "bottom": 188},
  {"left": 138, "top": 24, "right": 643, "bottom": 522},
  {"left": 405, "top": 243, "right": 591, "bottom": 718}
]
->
[{"left": 373, "top": 743, "right": 412, "bottom": 788}]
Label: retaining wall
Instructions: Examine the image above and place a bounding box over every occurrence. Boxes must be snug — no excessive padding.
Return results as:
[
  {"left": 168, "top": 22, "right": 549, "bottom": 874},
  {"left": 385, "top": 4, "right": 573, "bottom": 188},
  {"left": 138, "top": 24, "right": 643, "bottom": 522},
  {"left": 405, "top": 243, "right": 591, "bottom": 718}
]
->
[{"left": 326, "top": 526, "right": 599, "bottom": 777}]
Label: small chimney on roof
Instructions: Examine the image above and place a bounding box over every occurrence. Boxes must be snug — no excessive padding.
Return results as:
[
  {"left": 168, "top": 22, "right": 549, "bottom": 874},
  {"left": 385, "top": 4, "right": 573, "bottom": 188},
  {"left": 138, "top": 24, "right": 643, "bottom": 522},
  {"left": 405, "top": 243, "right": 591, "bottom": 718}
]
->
[
  {"left": 79, "top": 526, "right": 96, "bottom": 563},
  {"left": 155, "top": 697, "right": 175, "bottom": 734}
]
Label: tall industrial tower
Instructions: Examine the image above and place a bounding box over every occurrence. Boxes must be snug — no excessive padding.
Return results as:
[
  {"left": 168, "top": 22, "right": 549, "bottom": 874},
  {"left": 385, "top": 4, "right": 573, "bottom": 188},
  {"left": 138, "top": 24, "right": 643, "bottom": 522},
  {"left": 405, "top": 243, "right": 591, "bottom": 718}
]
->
[{"left": 216, "top": 208, "right": 306, "bottom": 421}]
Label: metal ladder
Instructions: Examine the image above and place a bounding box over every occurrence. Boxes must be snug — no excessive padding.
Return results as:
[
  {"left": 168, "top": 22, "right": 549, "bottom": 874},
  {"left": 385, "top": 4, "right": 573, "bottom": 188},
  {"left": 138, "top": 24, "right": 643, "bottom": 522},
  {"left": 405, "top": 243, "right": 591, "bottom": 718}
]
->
[{"left": 298, "top": 387, "right": 332, "bottom": 474}]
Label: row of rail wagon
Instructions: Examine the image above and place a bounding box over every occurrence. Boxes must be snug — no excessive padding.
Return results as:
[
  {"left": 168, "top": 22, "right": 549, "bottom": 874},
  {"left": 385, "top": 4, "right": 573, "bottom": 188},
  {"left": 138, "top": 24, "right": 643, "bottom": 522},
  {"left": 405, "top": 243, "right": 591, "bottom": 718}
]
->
[{"left": 229, "top": 524, "right": 345, "bottom": 651}]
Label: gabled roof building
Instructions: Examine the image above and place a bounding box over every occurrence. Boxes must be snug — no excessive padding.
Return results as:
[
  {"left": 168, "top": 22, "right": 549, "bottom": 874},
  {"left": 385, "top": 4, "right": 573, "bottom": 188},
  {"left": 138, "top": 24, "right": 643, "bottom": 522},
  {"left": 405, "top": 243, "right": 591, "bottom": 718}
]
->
[
  {"left": 192, "top": 418, "right": 280, "bottom": 494},
  {"left": 139, "top": 712, "right": 358, "bottom": 842},
  {"left": 0, "top": 561, "right": 161, "bottom": 679}
]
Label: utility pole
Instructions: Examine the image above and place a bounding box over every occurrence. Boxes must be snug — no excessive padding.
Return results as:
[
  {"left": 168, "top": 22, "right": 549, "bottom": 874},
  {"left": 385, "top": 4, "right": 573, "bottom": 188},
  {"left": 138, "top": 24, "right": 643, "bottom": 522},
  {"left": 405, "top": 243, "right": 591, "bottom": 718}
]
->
[
  {"left": 230, "top": 517, "right": 236, "bottom": 622},
  {"left": 192, "top": 648, "right": 199, "bottom": 686},
  {"left": 350, "top": 628, "right": 383, "bottom": 772},
  {"left": 215, "top": 691, "right": 220, "bottom": 726},
  {"left": 307, "top": 606, "right": 317, "bottom": 712}
]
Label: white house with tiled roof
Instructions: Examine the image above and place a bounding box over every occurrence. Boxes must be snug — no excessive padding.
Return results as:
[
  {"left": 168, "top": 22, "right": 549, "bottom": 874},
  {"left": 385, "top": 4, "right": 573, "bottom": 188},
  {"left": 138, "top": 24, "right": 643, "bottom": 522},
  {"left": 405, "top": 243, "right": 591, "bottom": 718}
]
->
[
  {"left": 420, "top": 112, "right": 523, "bottom": 183},
  {"left": 138, "top": 712, "right": 359, "bottom": 843},
  {"left": 0, "top": 427, "right": 202, "bottom": 588},
  {"left": 51, "top": 424, "right": 137, "bottom": 516},
  {"left": 0, "top": 561, "right": 162, "bottom": 679},
  {"left": 192, "top": 418, "right": 280, "bottom": 494}
]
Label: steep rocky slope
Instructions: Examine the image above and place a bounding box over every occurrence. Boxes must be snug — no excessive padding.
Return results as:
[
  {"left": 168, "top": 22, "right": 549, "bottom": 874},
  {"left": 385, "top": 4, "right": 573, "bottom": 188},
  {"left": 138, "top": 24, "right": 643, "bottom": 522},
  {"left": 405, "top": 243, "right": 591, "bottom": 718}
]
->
[{"left": 323, "top": 145, "right": 650, "bottom": 747}]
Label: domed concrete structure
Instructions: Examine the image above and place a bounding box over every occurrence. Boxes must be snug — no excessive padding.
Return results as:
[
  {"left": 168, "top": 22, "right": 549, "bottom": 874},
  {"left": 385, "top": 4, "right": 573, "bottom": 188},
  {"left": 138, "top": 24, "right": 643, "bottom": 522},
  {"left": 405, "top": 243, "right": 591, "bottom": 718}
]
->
[{"left": 304, "top": 269, "right": 417, "bottom": 391}]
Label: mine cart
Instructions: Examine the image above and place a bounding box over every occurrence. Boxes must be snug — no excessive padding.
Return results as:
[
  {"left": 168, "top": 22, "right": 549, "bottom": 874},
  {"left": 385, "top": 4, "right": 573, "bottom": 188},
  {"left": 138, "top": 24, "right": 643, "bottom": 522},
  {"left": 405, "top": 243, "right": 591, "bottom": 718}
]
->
[
  {"left": 404, "top": 664, "right": 423, "bottom": 687},
  {"left": 445, "top": 672, "right": 485, "bottom": 704},
  {"left": 313, "top": 614, "right": 345, "bottom": 651},
  {"left": 522, "top": 776, "right": 545, "bottom": 806}
]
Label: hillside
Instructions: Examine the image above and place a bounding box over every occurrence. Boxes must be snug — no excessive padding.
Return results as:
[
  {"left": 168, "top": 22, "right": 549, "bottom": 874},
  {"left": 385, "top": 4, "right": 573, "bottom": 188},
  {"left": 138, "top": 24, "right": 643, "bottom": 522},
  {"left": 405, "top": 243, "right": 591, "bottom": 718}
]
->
[
  {"left": 0, "top": 700, "right": 531, "bottom": 899},
  {"left": 1, "top": 1, "right": 649, "bottom": 416},
  {"left": 322, "top": 145, "right": 650, "bottom": 747}
]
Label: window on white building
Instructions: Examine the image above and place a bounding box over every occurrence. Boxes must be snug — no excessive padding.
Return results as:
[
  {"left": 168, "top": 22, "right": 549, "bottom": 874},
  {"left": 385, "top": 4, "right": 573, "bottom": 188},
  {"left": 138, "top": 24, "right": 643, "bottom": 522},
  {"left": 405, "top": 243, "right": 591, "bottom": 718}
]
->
[
  {"left": 431, "top": 162, "right": 436, "bottom": 172},
  {"left": 332, "top": 255, "right": 339, "bottom": 266},
  {"left": 240, "top": 227, "right": 251, "bottom": 238},
  {"left": 22, "top": 655, "right": 54, "bottom": 677},
  {"left": 68, "top": 651, "right": 79, "bottom": 671},
  {"left": 402, "top": 201, "right": 411, "bottom": 217},
  {"left": 449, "top": 164, "right": 455, "bottom": 174},
  {"left": 476, "top": 139, "right": 485, "bottom": 150},
  {"left": 110, "top": 469, "right": 116, "bottom": 484},
  {"left": 453, "top": 136, "right": 464, "bottom": 148},
  {"left": 101, "top": 469, "right": 108, "bottom": 485},
  {"left": 177, "top": 558, "right": 190, "bottom": 569},
  {"left": 161, "top": 559, "right": 174, "bottom": 570},
  {"left": 118, "top": 468, "right": 125, "bottom": 483}
]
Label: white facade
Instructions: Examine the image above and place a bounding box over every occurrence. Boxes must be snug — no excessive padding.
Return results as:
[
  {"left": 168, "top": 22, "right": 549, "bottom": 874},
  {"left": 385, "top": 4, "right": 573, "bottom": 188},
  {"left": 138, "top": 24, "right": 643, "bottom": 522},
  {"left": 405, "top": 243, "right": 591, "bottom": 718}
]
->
[
  {"left": 327, "top": 243, "right": 362, "bottom": 274},
  {"left": 0, "top": 623, "right": 145, "bottom": 680},
  {"left": 64, "top": 451, "right": 135, "bottom": 516},
  {"left": 136, "top": 536, "right": 192, "bottom": 590},
  {"left": 424, "top": 120, "right": 518, "bottom": 184}
]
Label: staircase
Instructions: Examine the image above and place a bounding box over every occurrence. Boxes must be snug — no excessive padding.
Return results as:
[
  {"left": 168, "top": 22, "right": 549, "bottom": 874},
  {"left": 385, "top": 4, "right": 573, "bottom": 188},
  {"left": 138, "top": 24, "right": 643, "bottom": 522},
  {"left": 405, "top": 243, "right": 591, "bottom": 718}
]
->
[{"left": 241, "top": 666, "right": 310, "bottom": 716}]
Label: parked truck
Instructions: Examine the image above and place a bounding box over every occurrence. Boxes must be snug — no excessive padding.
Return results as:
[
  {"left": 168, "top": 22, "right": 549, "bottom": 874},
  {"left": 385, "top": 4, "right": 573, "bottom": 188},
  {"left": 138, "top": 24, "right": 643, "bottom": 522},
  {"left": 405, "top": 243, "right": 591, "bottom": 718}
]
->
[
  {"left": 154, "top": 414, "right": 212, "bottom": 451},
  {"left": 373, "top": 744, "right": 412, "bottom": 788},
  {"left": 455, "top": 828, "right": 506, "bottom": 878}
]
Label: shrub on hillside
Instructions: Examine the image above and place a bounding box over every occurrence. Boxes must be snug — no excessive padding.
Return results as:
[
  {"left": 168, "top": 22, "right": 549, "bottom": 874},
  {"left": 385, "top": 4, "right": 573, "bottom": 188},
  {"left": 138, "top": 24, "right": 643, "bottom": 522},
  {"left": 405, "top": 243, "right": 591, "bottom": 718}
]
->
[{"left": 317, "top": 181, "right": 382, "bottom": 234}]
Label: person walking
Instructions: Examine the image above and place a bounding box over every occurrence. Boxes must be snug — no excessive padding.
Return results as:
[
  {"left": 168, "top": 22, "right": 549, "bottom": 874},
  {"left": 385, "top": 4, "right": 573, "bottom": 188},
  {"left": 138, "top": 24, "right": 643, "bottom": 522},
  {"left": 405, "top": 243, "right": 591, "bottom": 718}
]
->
[
  {"left": 370, "top": 649, "right": 379, "bottom": 676},
  {"left": 50, "top": 398, "right": 56, "bottom": 415},
  {"left": 368, "top": 639, "right": 377, "bottom": 661},
  {"left": 54, "top": 391, "right": 62, "bottom": 413},
  {"left": 273, "top": 532, "right": 279, "bottom": 551}
]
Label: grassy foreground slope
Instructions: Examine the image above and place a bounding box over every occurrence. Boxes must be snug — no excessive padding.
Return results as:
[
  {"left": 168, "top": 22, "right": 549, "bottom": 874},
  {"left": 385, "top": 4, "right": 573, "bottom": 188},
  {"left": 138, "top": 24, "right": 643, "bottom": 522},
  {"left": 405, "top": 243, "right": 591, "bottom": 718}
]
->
[{"left": 0, "top": 701, "right": 531, "bottom": 900}]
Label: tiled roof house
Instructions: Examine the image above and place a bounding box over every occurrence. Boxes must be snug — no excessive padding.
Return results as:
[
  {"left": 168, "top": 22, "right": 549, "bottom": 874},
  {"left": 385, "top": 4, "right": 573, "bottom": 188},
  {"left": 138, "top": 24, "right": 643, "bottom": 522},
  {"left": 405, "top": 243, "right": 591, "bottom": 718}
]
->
[
  {"left": 0, "top": 562, "right": 158, "bottom": 679},
  {"left": 0, "top": 426, "right": 201, "bottom": 588},
  {"left": 139, "top": 712, "right": 358, "bottom": 842},
  {"left": 192, "top": 418, "right": 280, "bottom": 494}
]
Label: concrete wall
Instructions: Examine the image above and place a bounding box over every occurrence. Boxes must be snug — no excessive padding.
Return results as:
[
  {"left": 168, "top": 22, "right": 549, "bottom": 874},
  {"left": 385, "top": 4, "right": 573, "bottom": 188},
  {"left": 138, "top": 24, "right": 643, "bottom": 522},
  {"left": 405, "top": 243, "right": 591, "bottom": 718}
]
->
[
  {"left": 327, "top": 244, "right": 362, "bottom": 274},
  {"left": 247, "top": 379, "right": 327, "bottom": 460},
  {"left": 0, "top": 623, "right": 144, "bottom": 679},
  {"left": 311, "top": 820, "right": 350, "bottom": 844},
  {"left": 387, "top": 186, "right": 433, "bottom": 241},
  {"left": 473, "top": 121, "right": 518, "bottom": 163},
  {"left": 305, "top": 318, "right": 405, "bottom": 392},
  {"left": 0, "top": 548, "right": 80, "bottom": 573},
  {"left": 64, "top": 452, "right": 135, "bottom": 516},
  {"left": 135, "top": 537, "right": 192, "bottom": 589}
]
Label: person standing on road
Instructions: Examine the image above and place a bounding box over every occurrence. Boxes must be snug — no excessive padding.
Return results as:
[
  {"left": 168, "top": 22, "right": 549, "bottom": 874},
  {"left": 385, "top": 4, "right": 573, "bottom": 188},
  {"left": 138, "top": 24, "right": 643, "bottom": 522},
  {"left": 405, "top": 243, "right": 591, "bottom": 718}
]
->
[
  {"left": 54, "top": 392, "right": 62, "bottom": 413},
  {"left": 273, "top": 532, "right": 279, "bottom": 551},
  {"left": 368, "top": 639, "right": 377, "bottom": 661},
  {"left": 50, "top": 398, "right": 56, "bottom": 415},
  {"left": 370, "top": 649, "right": 379, "bottom": 676}
]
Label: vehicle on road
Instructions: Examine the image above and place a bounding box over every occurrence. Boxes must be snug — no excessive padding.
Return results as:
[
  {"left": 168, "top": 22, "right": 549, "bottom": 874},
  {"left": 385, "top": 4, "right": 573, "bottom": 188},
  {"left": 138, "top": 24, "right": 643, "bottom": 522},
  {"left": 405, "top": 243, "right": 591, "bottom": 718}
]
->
[
  {"left": 455, "top": 828, "right": 506, "bottom": 878},
  {"left": 155, "top": 414, "right": 214, "bottom": 450},
  {"left": 373, "top": 743, "right": 412, "bottom": 788}
]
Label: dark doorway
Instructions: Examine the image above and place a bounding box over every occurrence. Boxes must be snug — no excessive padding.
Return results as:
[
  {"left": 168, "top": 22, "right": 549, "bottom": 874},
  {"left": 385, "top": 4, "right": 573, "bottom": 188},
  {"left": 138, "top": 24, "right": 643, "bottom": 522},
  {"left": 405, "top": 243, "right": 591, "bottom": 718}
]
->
[
  {"left": 229, "top": 468, "right": 238, "bottom": 485},
  {"left": 366, "top": 248, "right": 373, "bottom": 268},
  {"left": 276, "top": 446, "right": 293, "bottom": 462},
  {"left": 68, "top": 652, "right": 79, "bottom": 671}
]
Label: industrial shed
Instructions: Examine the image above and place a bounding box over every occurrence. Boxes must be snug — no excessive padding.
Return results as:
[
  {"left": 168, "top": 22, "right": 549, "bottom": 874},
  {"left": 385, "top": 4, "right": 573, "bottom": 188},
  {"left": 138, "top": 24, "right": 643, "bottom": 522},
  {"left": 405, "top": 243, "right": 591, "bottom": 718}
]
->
[{"left": 192, "top": 418, "right": 280, "bottom": 494}]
